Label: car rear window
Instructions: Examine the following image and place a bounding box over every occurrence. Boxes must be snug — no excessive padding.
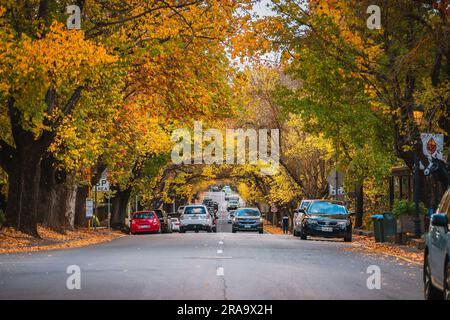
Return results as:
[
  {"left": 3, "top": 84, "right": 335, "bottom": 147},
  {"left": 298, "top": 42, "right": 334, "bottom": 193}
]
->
[
  {"left": 133, "top": 212, "right": 155, "bottom": 219},
  {"left": 184, "top": 206, "right": 207, "bottom": 215}
]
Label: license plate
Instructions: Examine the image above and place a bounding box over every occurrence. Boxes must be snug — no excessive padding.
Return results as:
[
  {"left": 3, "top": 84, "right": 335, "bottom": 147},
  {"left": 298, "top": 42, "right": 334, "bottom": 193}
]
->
[
  {"left": 140, "top": 225, "right": 150, "bottom": 229},
  {"left": 245, "top": 225, "right": 252, "bottom": 228},
  {"left": 321, "top": 227, "right": 333, "bottom": 232}
]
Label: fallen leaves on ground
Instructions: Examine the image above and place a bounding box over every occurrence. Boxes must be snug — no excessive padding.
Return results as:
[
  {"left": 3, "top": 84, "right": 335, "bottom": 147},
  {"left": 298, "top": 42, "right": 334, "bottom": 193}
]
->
[
  {"left": 264, "top": 222, "right": 423, "bottom": 265},
  {"left": 346, "top": 235, "right": 423, "bottom": 266},
  {"left": 264, "top": 221, "right": 289, "bottom": 235},
  {"left": 0, "top": 226, "right": 124, "bottom": 254}
]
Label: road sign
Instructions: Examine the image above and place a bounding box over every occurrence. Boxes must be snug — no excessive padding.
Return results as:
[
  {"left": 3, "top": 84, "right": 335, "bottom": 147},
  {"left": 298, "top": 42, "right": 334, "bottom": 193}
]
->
[
  {"left": 86, "top": 198, "right": 94, "bottom": 218},
  {"left": 96, "top": 169, "right": 110, "bottom": 192},
  {"left": 327, "top": 169, "right": 345, "bottom": 188}
]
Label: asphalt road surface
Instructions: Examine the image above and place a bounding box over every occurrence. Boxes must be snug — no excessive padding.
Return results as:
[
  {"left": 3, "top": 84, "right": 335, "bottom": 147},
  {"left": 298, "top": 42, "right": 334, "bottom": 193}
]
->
[{"left": 0, "top": 208, "right": 423, "bottom": 300}]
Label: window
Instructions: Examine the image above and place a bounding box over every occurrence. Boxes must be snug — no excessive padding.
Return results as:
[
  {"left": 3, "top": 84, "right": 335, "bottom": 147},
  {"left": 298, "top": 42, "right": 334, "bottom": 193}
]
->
[
  {"left": 235, "top": 209, "right": 260, "bottom": 217},
  {"left": 133, "top": 212, "right": 155, "bottom": 219},
  {"left": 307, "top": 201, "right": 348, "bottom": 215},
  {"left": 184, "top": 206, "right": 207, "bottom": 215}
]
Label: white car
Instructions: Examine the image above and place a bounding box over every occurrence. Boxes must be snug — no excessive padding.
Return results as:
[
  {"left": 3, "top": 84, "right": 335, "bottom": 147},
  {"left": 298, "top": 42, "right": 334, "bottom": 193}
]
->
[
  {"left": 179, "top": 205, "right": 213, "bottom": 233},
  {"left": 171, "top": 217, "right": 180, "bottom": 232}
]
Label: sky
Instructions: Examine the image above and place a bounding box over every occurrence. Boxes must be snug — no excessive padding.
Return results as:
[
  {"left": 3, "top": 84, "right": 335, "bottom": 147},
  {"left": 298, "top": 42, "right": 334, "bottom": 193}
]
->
[{"left": 252, "top": 0, "right": 276, "bottom": 17}]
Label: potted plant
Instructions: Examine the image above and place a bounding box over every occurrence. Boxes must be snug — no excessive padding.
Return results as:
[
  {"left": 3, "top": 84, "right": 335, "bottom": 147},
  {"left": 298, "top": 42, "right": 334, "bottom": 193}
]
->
[{"left": 392, "top": 200, "right": 426, "bottom": 240}]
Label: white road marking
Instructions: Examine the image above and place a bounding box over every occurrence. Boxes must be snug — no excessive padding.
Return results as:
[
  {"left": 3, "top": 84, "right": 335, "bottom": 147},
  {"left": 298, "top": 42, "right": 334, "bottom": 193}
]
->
[
  {"left": 219, "top": 241, "right": 224, "bottom": 245},
  {"left": 216, "top": 267, "right": 224, "bottom": 276},
  {"left": 217, "top": 249, "right": 223, "bottom": 254}
]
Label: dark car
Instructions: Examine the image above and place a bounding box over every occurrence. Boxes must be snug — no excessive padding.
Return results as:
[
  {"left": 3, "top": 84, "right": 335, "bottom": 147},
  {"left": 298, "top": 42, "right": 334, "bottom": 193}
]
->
[
  {"left": 153, "top": 209, "right": 172, "bottom": 233},
  {"left": 424, "top": 188, "right": 450, "bottom": 300},
  {"left": 232, "top": 208, "right": 263, "bottom": 234},
  {"left": 294, "top": 200, "right": 352, "bottom": 242}
]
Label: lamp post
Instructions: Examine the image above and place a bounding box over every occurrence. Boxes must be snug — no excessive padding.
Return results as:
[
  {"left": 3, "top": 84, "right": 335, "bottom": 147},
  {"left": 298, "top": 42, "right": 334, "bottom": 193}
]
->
[{"left": 413, "top": 106, "right": 424, "bottom": 238}]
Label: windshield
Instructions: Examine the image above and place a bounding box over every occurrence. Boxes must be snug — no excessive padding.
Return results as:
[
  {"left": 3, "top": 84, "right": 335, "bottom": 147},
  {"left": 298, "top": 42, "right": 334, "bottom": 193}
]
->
[
  {"left": 184, "top": 206, "right": 207, "bottom": 215},
  {"left": 300, "top": 201, "right": 310, "bottom": 209},
  {"left": 133, "top": 212, "right": 155, "bottom": 219},
  {"left": 307, "top": 202, "right": 348, "bottom": 215},
  {"left": 235, "top": 209, "right": 260, "bottom": 217}
]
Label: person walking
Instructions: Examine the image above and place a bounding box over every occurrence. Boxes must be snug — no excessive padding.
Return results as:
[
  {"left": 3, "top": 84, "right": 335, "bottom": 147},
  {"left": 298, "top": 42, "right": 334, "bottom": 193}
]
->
[{"left": 282, "top": 213, "right": 289, "bottom": 234}]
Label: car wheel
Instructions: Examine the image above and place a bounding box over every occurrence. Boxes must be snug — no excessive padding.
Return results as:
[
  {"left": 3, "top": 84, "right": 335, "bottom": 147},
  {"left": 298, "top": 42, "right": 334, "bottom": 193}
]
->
[
  {"left": 344, "top": 232, "right": 352, "bottom": 242},
  {"left": 293, "top": 229, "right": 297, "bottom": 237},
  {"left": 232, "top": 228, "right": 236, "bottom": 233},
  {"left": 179, "top": 228, "right": 185, "bottom": 233},
  {"left": 259, "top": 229, "right": 263, "bottom": 234},
  {"left": 444, "top": 260, "right": 450, "bottom": 301},
  {"left": 424, "top": 253, "right": 442, "bottom": 300},
  {"left": 300, "top": 227, "right": 307, "bottom": 240},
  {"left": 195, "top": 229, "right": 199, "bottom": 233}
]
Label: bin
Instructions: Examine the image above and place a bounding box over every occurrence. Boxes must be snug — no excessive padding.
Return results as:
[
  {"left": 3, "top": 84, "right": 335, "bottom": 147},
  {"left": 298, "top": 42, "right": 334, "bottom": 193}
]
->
[
  {"left": 371, "top": 214, "right": 385, "bottom": 242},
  {"left": 381, "top": 212, "right": 397, "bottom": 239}
]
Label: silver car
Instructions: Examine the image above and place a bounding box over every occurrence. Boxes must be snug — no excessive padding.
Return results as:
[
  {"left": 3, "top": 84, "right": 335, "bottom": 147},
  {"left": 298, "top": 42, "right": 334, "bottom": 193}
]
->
[
  {"left": 171, "top": 217, "right": 180, "bottom": 232},
  {"left": 179, "top": 205, "right": 213, "bottom": 233}
]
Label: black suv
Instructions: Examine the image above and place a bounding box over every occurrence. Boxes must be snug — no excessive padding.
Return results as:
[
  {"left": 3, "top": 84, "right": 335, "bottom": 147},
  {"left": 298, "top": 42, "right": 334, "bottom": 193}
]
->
[
  {"left": 294, "top": 200, "right": 352, "bottom": 242},
  {"left": 153, "top": 209, "right": 173, "bottom": 233}
]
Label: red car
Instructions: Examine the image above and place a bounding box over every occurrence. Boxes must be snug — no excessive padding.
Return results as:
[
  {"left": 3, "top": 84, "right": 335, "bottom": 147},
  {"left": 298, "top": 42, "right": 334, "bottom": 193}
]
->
[{"left": 130, "top": 211, "right": 160, "bottom": 234}]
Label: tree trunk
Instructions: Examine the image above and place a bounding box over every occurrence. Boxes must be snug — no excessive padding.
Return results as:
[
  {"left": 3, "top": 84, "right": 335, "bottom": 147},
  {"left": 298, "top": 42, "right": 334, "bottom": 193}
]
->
[
  {"left": 38, "top": 155, "right": 77, "bottom": 233},
  {"left": 4, "top": 143, "right": 43, "bottom": 237},
  {"left": 354, "top": 183, "right": 364, "bottom": 229},
  {"left": 74, "top": 185, "right": 89, "bottom": 227},
  {"left": 110, "top": 187, "right": 131, "bottom": 229}
]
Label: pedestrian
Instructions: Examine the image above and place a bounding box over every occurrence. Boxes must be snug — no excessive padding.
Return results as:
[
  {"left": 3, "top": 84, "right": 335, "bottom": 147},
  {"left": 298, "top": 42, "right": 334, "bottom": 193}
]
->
[{"left": 282, "top": 213, "right": 289, "bottom": 234}]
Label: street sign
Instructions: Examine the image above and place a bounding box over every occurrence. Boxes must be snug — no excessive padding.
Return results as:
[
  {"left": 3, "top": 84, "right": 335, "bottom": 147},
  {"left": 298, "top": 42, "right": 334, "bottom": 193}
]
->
[
  {"left": 96, "top": 169, "right": 110, "bottom": 192},
  {"left": 329, "top": 184, "right": 345, "bottom": 196},
  {"left": 327, "top": 170, "right": 345, "bottom": 188},
  {"left": 421, "top": 133, "right": 445, "bottom": 163},
  {"left": 86, "top": 198, "right": 94, "bottom": 218}
]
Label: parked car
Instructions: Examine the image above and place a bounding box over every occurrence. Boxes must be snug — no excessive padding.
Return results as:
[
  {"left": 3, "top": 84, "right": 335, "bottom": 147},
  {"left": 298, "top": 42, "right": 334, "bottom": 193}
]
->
[
  {"left": 232, "top": 208, "right": 263, "bottom": 234},
  {"left": 293, "top": 199, "right": 314, "bottom": 235},
  {"left": 171, "top": 217, "right": 181, "bottom": 232},
  {"left": 424, "top": 188, "right": 450, "bottom": 300},
  {"left": 294, "top": 200, "right": 352, "bottom": 242},
  {"left": 179, "top": 205, "right": 213, "bottom": 233},
  {"left": 227, "top": 211, "right": 235, "bottom": 224},
  {"left": 210, "top": 186, "right": 220, "bottom": 192},
  {"left": 129, "top": 211, "right": 160, "bottom": 234},
  {"left": 153, "top": 209, "right": 172, "bottom": 233}
]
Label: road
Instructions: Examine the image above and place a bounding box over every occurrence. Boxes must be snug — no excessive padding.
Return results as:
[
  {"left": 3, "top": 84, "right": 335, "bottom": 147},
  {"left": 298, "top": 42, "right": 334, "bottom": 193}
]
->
[{"left": 0, "top": 208, "right": 423, "bottom": 300}]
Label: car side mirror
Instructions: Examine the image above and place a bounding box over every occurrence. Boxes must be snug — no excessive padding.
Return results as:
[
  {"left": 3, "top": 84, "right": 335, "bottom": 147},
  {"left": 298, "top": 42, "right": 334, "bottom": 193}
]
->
[
  {"left": 431, "top": 214, "right": 448, "bottom": 228},
  {"left": 299, "top": 208, "right": 306, "bottom": 214}
]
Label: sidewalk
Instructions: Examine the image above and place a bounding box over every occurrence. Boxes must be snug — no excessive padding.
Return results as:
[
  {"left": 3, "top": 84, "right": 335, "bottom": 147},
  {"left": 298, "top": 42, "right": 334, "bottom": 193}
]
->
[
  {"left": 264, "top": 221, "right": 290, "bottom": 235},
  {"left": 0, "top": 226, "right": 124, "bottom": 254},
  {"left": 263, "top": 221, "right": 423, "bottom": 265}
]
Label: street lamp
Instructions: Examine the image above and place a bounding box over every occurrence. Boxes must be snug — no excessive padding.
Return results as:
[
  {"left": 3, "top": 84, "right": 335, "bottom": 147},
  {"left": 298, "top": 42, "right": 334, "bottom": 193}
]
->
[{"left": 412, "top": 105, "right": 424, "bottom": 238}]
